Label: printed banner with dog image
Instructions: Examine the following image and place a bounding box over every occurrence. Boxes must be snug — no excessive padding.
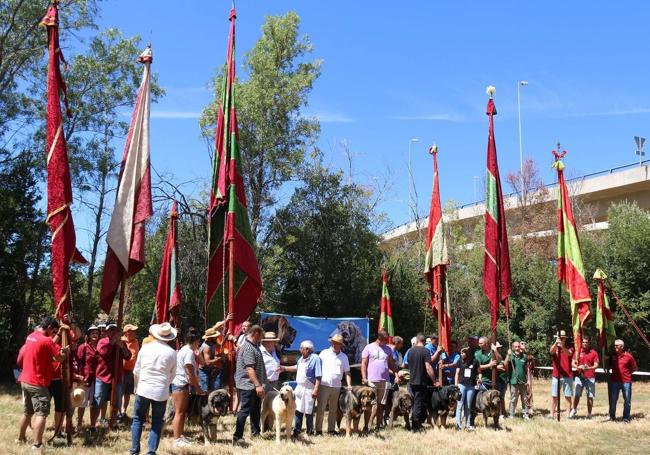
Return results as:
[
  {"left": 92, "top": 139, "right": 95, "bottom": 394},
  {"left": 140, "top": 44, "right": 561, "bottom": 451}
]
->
[{"left": 259, "top": 313, "right": 370, "bottom": 364}]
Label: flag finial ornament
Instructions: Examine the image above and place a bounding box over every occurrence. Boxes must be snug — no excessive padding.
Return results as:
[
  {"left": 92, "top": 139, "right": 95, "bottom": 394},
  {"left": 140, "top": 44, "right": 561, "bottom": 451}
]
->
[
  {"left": 138, "top": 45, "right": 153, "bottom": 64},
  {"left": 429, "top": 144, "right": 438, "bottom": 155},
  {"left": 486, "top": 85, "right": 496, "bottom": 99},
  {"left": 593, "top": 268, "right": 608, "bottom": 280}
]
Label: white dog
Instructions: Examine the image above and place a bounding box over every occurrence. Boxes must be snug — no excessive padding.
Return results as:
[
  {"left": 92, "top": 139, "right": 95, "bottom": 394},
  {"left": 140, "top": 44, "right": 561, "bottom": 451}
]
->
[{"left": 261, "top": 384, "right": 296, "bottom": 443}]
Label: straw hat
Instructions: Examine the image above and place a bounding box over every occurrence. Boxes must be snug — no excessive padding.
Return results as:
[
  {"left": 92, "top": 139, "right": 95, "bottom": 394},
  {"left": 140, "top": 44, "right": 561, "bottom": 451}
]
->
[
  {"left": 123, "top": 324, "right": 139, "bottom": 332},
  {"left": 202, "top": 327, "right": 222, "bottom": 340},
  {"left": 70, "top": 387, "right": 86, "bottom": 408},
  {"left": 149, "top": 322, "right": 177, "bottom": 342},
  {"left": 86, "top": 325, "right": 99, "bottom": 333},
  {"left": 330, "top": 334, "right": 344, "bottom": 344},
  {"left": 262, "top": 331, "right": 280, "bottom": 342}
]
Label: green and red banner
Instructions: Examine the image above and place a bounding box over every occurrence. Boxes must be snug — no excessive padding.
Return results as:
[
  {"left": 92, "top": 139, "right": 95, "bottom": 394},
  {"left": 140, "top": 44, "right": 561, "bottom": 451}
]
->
[
  {"left": 42, "top": 2, "right": 86, "bottom": 320},
  {"left": 155, "top": 201, "right": 182, "bottom": 325},
  {"left": 424, "top": 145, "right": 451, "bottom": 352},
  {"left": 378, "top": 272, "right": 394, "bottom": 343},
  {"left": 205, "top": 8, "right": 262, "bottom": 334},
  {"left": 553, "top": 149, "right": 591, "bottom": 354},
  {"left": 593, "top": 269, "right": 615, "bottom": 350},
  {"left": 483, "top": 97, "right": 512, "bottom": 332}
]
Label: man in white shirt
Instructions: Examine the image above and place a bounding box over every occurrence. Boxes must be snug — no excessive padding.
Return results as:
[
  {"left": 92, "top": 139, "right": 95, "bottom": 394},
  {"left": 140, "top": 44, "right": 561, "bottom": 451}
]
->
[
  {"left": 315, "top": 334, "right": 351, "bottom": 435},
  {"left": 260, "top": 332, "right": 282, "bottom": 391},
  {"left": 130, "top": 323, "right": 177, "bottom": 455}
]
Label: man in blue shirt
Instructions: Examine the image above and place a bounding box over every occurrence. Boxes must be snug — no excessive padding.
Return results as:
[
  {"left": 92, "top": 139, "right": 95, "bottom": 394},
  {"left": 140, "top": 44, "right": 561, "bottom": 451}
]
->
[{"left": 440, "top": 340, "right": 461, "bottom": 386}]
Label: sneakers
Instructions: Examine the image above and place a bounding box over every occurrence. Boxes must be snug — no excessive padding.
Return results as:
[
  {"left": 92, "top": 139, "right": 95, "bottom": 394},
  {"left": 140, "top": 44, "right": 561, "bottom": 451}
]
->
[
  {"left": 466, "top": 426, "right": 475, "bottom": 431},
  {"left": 232, "top": 436, "right": 245, "bottom": 446},
  {"left": 31, "top": 444, "right": 43, "bottom": 453},
  {"left": 568, "top": 408, "right": 576, "bottom": 418},
  {"left": 586, "top": 413, "right": 592, "bottom": 420},
  {"left": 523, "top": 414, "right": 530, "bottom": 420},
  {"left": 174, "top": 437, "right": 192, "bottom": 447}
]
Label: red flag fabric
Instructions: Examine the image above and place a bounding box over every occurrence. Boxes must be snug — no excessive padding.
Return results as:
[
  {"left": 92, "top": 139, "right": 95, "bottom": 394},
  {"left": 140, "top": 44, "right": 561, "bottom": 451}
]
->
[
  {"left": 99, "top": 47, "right": 153, "bottom": 313},
  {"left": 42, "top": 2, "right": 86, "bottom": 320},
  {"left": 482, "top": 96, "right": 512, "bottom": 332},
  {"left": 553, "top": 149, "right": 591, "bottom": 354},
  {"left": 423, "top": 146, "right": 451, "bottom": 352},
  {"left": 155, "top": 201, "right": 182, "bottom": 324},
  {"left": 205, "top": 8, "right": 262, "bottom": 334}
]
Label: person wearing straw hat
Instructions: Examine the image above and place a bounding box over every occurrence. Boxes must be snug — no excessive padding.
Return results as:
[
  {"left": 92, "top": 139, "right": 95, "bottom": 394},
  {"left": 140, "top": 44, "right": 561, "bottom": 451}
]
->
[
  {"left": 120, "top": 324, "right": 140, "bottom": 420},
  {"left": 316, "top": 333, "right": 351, "bottom": 436},
  {"left": 198, "top": 327, "right": 225, "bottom": 392},
  {"left": 260, "top": 331, "right": 282, "bottom": 392},
  {"left": 130, "top": 322, "right": 177, "bottom": 455}
]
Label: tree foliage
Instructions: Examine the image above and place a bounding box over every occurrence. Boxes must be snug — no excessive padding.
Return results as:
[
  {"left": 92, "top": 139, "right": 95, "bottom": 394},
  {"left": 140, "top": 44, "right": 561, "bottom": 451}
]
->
[
  {"left": 260, "top": 160, "right": 382, "bottom": 319},
  {"left": 200, "top": 11, "right": 321, "bottom": 239}
]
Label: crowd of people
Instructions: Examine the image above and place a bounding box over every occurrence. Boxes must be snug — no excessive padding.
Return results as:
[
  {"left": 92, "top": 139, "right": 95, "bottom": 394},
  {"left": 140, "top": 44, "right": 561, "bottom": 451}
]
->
[{"left": 14, "top": 315, "right": 640, "bottom": 453}]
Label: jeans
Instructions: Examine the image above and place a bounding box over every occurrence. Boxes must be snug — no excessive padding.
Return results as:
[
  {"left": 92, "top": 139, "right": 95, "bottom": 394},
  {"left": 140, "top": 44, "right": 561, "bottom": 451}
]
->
[
  {"left": 410, "top": 384, "right": 429, "bottom": 430},
  {"left": 130, "top": 395, "right": 166, "bottom": 455},
  {"left": 456, "top": 384, "right": 475, "bottom": 428},
  {"left": 199, "top": 368, "right": 221, "bottom": 392},
  {"left": 234, "top": 388, "right": 261, "bottom": 439},
  {"left": 293, "top": 411, "right": 314, "bottom": 435},
  {"left": 609, "top": 382, "right": 632, "bottom": 421}
]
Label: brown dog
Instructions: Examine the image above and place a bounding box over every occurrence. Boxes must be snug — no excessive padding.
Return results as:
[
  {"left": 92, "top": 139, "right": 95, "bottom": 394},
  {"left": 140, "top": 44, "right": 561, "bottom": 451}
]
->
[
  {"left": 473, "top": 389, "right": 502, "bottom": 430},
  {"left": 337, "top": 386, "right": 376, "bottom": 437},
  {"left": 388, "top": 386, "right": 412, "bottom": 430}
]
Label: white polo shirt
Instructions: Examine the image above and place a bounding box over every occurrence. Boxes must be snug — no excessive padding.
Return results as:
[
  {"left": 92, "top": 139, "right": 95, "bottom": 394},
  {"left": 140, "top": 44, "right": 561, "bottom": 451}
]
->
[
  {"left": 319, "top": 347, "right": 350, "bottom": 388},
  {"left": 133, "top": 339, "right": 177, "bottom": 402},
  {"left": 260, "top": 345, "right": 281, "bottom": 382}
]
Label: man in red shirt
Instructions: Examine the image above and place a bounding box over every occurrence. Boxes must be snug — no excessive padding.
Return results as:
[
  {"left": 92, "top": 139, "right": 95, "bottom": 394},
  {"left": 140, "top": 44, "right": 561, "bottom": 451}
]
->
[
  {"left": 608, "top": 339, "right": 638, "bottom": 422},
  {"left": 570, "top": 335, "right": 599, "bottom": 419},
  {"left": 16, "top": 316, "right": 69, "bottom": 450},
  {"left": 90, "top": 324, "right": 131, "bottom": 429},
  {"left": 548, "top": 330, "right": 574, "bottom": 420}
]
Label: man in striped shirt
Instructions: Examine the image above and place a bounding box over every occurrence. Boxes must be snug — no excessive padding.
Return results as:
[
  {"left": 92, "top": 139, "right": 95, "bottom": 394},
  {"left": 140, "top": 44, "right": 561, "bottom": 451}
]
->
[{"left": 233, "top": 325, "right": 267, "bottom": 445}]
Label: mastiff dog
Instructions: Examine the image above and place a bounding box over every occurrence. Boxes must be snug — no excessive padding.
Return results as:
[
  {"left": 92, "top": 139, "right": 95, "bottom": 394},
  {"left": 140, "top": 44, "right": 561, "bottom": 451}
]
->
[
  {"left": 430, "top": 385, "right": 461, "bottom": 428},
  {"left": 388, "top": 386, "right": 413, "bottom": 430},
  {"left": 261, "top": 384, "right": 296, "bottom": 443},
  {"left": 473, "top": 389, "right": 502, "bottom": 430},
  {"left": 337, "top": 386, "right": 376, "bottom": 437},
  {"left": 166, "top": 388, "right": 230, "bottom": 445}
]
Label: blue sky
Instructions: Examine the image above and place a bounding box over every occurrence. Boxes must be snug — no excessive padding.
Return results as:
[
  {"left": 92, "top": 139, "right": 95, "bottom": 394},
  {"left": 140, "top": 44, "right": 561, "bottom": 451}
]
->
[{"left": 90, "top": 0, "right": 650, "bottom": 234}]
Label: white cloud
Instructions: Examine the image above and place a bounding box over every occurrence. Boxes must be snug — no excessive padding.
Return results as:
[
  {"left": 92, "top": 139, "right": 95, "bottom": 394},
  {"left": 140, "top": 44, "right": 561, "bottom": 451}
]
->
[
  {"left": 310, "top": 112, "right": 355, "bottom": 123},
  {"left": 561, "top": 107, "right": 650, "bottom": 118}
]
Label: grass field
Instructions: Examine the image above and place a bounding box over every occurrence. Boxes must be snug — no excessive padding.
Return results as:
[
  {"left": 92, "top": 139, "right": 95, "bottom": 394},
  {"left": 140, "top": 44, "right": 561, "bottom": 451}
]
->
[{"left": 1, "top": 380, "right": 649, "bottom": 454}]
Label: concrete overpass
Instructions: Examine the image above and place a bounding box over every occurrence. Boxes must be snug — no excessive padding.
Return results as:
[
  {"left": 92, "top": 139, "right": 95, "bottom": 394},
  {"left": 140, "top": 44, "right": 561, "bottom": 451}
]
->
[{"left": 381, "top": 161, "right": 650, "bottom": 249}]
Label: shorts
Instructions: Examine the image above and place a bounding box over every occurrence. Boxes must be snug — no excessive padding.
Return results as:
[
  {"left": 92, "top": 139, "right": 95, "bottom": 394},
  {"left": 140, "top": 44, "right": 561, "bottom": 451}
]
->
[
  {"left": 122, "top": 370, "right": 135, "bottom": 395},
  {"left": 171, "top": 383, "right": 190, "bottom": 393},
  {"left": 94, "top": 379, "right": 121, "bottom": 407},
  {"left": 369, "top": 381, "right": 388, "bottom": 405},
  {"left": 80, "top": 382, "right": 94, "bottom": 408},
  {"left": 574, "top": 377, "right": 596, "bottom": 398},
  {"left": 551, "top": 377, "right": 573, "bottom": 398},
  {"left": 22, "top": 382, "right": 50, "bottom": 417},
  {"left": 49, "top": 379, "right": 64, "bottom": 412}
]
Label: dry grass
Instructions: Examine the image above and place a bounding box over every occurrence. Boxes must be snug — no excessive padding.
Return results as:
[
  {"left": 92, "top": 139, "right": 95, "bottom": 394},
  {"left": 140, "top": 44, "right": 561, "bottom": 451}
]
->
[{"left": 1, "top": 380, "right": 649, "bottom": 454}]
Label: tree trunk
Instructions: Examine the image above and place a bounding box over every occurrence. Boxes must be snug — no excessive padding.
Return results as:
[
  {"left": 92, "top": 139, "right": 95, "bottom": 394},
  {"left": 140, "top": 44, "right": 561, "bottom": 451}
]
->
[{"left": 86, "top": 167, "right": 108, "bottom": 305}]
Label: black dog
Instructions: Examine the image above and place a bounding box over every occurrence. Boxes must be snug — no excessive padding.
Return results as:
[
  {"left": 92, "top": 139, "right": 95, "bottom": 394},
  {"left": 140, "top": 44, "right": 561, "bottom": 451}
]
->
[
  {"left": 430, "top": 385, "right": 461, "bottom": 428},
  {"left": 260, "top": 315, "right": 297, "bottom": 351},
  {"left": 166, "top": 389, "right": 230, "bottom": 445}
]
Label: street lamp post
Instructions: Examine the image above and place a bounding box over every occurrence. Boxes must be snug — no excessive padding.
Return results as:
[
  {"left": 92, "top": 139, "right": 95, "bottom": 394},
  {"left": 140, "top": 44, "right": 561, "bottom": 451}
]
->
[
  {"left": 408, "top": 138, "right": 419, "bottom": 223},
  {"left": 517, "top": 80, "right": 528, "bottom": 178}
]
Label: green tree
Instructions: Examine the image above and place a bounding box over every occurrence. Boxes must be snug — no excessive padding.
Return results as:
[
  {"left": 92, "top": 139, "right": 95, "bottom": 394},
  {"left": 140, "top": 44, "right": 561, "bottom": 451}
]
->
[
  {"left": 0, "top": 0, "right": 98, "bottom": 148},
  {"left": 200, "top": 11, "right": 321, "bottom": 239},
  {"left": 261, "top": 161, "right": 382, "bottom": 320}
]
